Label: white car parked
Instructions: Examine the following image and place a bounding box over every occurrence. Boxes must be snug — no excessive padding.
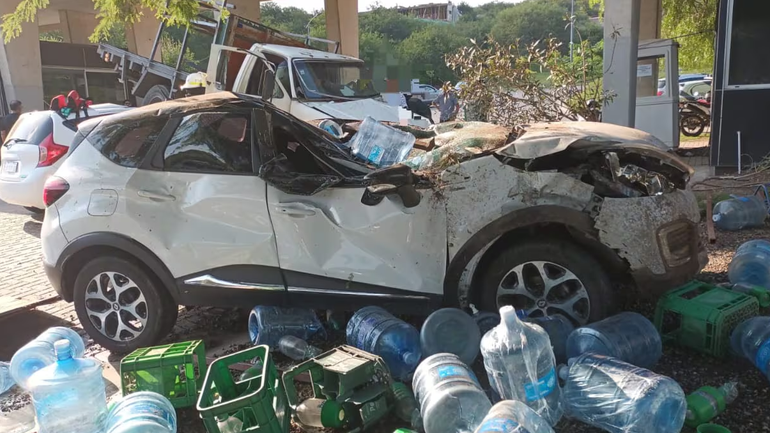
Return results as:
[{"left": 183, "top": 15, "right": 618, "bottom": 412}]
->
[
  {"left": 0, "top": 104, "right": 131, "bottom": 212},
  {"left": 42, "top": 93, "right": 705, "bottom": 353}
]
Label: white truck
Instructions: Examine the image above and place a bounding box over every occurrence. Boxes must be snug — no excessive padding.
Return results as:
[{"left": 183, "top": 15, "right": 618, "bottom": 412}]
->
[{"left": 98, "top": 2, "right": 428, "bottom": 126}]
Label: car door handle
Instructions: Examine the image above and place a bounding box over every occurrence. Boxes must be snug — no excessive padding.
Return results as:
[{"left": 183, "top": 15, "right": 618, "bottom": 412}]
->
[
  {"left": 274, "top": 203, "right": 317, "bottom": 217},
  {"left": 137, "top": 190, "right": 176, "bottom": 202}
]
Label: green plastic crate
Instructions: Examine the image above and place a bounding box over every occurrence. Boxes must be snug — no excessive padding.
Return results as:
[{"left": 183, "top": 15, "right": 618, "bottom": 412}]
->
[
  {"left": 654, "top": 281, "right": 759, "bottom": 357},
  {"left": 197, "top": 345, "right": 289, "bottom": 433},
  {"left": 120, "top": 340, "right": 206, "bottom": 409}
]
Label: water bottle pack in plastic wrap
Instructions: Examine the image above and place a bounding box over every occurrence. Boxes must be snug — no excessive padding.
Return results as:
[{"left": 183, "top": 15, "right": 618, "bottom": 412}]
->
[
  {"left": 560, "top": 353, "right": 687, "bottom": 433},
  {"left": 480, "top": 306, "right": 562, "bottom": 426}
]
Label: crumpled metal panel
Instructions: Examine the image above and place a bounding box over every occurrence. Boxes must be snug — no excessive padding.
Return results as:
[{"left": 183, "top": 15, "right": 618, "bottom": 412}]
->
[
  {"left": 442, "top": 156, "right": 595, "bottom": 259},
  {"left": 594, "top": 190, "right": 701, "bottom": 274}
]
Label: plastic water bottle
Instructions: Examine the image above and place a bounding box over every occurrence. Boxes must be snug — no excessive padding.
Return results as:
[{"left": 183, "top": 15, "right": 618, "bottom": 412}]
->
[
  {"left": 412, "top": 353, "right": 491, "bottom": 433},
  {"left": 560, "top": 353, "right": 686, "bottom": 433},
  {"left": 685, "top": 382, "right": 738, "bottom": 427},
  {"left": 348, "top": 116, "right": 416, "bottom": 167},
  {"left": 105, "top": 391, "right": 176, "bottom": 433},
  {"left": 278, "top": 336, "right": 322, "bottom": 361},
  {"left": 421, "top": 308, "right": 481, "bottom": 365},
  {"left": 470, "top": 307, "right": 500, "bottom": 337},
  {"left": 28, "top": 340, "right": 107, "bottom": 433},
  {"left": 392, "top": 382, "right": 422, "bottom": 430},
  {"left": 248, "top": 306, "right": 324, "bottom": 348},
  {"left": 566, "top": 312, "right": 662, "bottom": 369},
  {"left": 216, "top": 415, "right": 243, "bottom": 433},
  {"left": 728, "top": 239, "right": 770, "bottom": 288},
  {"left": 0, "top": 361, "right": 14, "bottom": 395},
  {"left": 480, "top": 306, "right": 562, "bottom": 426},
  {"left": 731, "top": 316, "right": 770, "bottom": 381},
  {"left": 346, "top": 306, "right": 421, "bottom": 381},
  {"left": 713, "top": 195, "right": 767, "bottom": 231},
  {"left": 10, "top": 326, "right": 86, "bottom": 389},
  {"left": 474, "top": 400, "right": 555, "bottom": 433},
  {"left": 524, "top": 314, "right": 575, "bottom": 364}
]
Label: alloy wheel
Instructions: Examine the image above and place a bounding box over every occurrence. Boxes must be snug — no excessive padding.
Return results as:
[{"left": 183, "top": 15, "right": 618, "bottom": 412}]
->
[
  {"left": 495, "top": 260, "right": 590, "bottom": 325},
  {"left": 84, "top": 271, "right": 148, "bottom": 342}
]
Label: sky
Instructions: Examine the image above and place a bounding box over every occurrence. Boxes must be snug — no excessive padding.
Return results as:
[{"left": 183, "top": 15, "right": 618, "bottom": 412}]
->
[{"left": 272, "top": 0, "right": 521, "bottom": 13}]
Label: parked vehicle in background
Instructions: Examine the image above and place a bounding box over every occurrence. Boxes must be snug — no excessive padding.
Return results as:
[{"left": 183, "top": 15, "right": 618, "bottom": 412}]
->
[
  {"left": 681, "top": 80, "right": 712, "bottom": 99},
  {"left": 411, "top": 83, "right": 441, "bottom": 103},
  {"left": 679, "top": 98, "right": 710, "bottom": 137},
  {"left": 42, "top": 93, "right": 705, "bottom": 352},
  {"left": 0, "top": 103, "right": 130, "bottom": 212},
  {"left": 657, "top": 74, "right": 711, "bottom": 96},
  {"left": 98, "top": 0, "right": 427, "bottom": 127}
]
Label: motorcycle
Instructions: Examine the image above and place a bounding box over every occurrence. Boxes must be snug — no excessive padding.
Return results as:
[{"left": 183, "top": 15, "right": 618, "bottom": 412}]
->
[{"left": 679, "top": 91, "right": 711, "bottom": 137}]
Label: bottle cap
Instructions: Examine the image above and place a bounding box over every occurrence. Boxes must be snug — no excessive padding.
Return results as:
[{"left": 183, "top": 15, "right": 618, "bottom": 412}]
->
[
  {"left": 712, "top": 214, "right": 722, "bottom": 222},
  {"left": 320, "top": 399, "right": 346, "bottom": 428},
  {"left": 54, "top": 339, "right": 72, "bottom": 361}
]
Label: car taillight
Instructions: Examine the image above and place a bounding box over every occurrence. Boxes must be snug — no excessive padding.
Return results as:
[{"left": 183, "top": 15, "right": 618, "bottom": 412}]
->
[
  {"left": 43, "top": 176, "right": 69, "bottom": 207},
  {"left": 657, "top": 90, "right": 664, "bottom": 96},
  {"left": 37, "top": 134, "right": 69, "bottom": 167}
]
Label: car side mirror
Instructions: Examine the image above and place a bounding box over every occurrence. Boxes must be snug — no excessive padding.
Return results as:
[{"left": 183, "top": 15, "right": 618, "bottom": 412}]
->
[
  {"left": 261, "top": 70, "right": 275, "bottom": 102},
  {"left": 362, "top": 165, "right": 421, "bottom": 208}
]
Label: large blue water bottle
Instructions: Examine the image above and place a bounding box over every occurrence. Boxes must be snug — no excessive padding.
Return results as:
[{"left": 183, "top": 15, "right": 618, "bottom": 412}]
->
[
  {"left": 420, "top": 308, "right": 481, "bottom": 365},
  {"left": 728, "top": 239, "right": 770, "bottom": 288},
  {"left": 712, "top": 195, "right": 767, "bottom": 230},
  {"left": 347, "top": 306, "right": 421, "bottom": 381},
  {"left": 731, "top": 316, "right": 770, "bottom": 381},
  {"left": 474, "top": 400, "right": 555, "bottom": 433},
  {"left": 412, "top": 353, "right": 491, "bottom": 433},
  {"left": 560, "top": 353, "right": 686, "bottom": 433},
  {"left": 480, "top": 306, "right": 562, "bottom": 426},
  {"left": 248, "top": 306, "right": 324, "bottom": 348},
  {"left": 28, "top": 340, "right": 107, "bottom": 433},
  {"left": 105, "top": 391, "right": 177, "bottom": 433},
  {"left": 566, "top": 312, "right": 662, "bottom": 369},
  {"left": 0, "top": 361, "right": 13, "bottom": 394},
  {"left": 525, "top": 314, "right": 575, "bottom": 364},
  {"left": 10, "top": 326, "right": 86, "bottom": 389}
]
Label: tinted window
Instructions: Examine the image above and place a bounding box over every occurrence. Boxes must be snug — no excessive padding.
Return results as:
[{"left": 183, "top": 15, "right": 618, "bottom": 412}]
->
[
  {"left": 164, "top": 112, "right": 252, "bottom": 173},
  {"left": 89, "top": 115, "right": 167, "bottom": 167},
  {"left": 7, "top": 113, "right": 52, "bottom": 145},
  {"left": 728, "top": 1, "right": 770, "bottom": 86}
]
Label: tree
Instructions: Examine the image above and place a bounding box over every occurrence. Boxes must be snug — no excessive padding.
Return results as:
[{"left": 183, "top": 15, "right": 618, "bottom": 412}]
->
[
  {"left": 260, "top": 3, "right": 315, "bottom": 35},
  {"left": 359, "top": 6, "right": 422, "bottom": 43},
  {"left": 2, "top": 0, "right": 202, "bottom": 43},
  {"left": 489, "top": 0, "right": 581, "bottom": 53},
  {"left": 399, "top": 24, "right": 467, "bottom": 84}
]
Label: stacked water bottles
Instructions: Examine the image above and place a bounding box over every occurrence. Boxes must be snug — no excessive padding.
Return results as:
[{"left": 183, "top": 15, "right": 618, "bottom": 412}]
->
[{"left": 4, "top": 326, "right": 178, "bottom": 433}]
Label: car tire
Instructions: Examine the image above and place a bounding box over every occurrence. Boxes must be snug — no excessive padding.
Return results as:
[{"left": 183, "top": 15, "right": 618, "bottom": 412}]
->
[
  {"left": 478, "top": 238, "right": 614, "bottom": 326},
  {"left": 73, "top": 256, "right": 178, "bottom": 353},
  {"left": 680, "top": 113, "right": 706, "bottom": 137},
  {"left": 142, "top": 84, "right": 170, "bottom": 106},
  {"left": 24, "top": 206, "right": 44, "bottom": 214}
]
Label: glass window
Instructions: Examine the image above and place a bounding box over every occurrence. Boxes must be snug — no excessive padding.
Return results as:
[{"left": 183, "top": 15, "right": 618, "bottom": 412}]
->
[
  {"left": 636, "top": 56, "right": 665, "bottom": 97},
  {"left": 728, "top": 1, "right": 770, "bottom": 86},
  {"left": 42, "top": 69, "right": 87, "bottom": 106},
  {"left": 86, "top": 72, "right": 125, "bottom": 104},
  {"left": 164, "top": 112, "right": 252, "bottom": 174},
  {"left": 90, "top": 115, "right": 168, "bottom": 167},
  {"left": 7, "top": 113, "right": 53, "bottom": 145},
  {"left": 294, "top": 60, "right": 378, "bottom": 99}
]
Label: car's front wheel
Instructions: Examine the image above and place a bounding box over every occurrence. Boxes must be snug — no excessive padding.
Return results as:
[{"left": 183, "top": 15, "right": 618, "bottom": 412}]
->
[
  {"left": 479, "top": 239, "right": 614, "bottom": 326},
  {"left": 73, "top": 256, "right": 178, "bottom": 353}
]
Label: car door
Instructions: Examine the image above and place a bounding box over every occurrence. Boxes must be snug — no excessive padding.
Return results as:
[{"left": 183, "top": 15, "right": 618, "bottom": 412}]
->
[
  {"left": 125, "top": 109, "right": 284, "bottom": 299},
  {"left": 257, "top": 110, "right": 447, "bottom": 302}
]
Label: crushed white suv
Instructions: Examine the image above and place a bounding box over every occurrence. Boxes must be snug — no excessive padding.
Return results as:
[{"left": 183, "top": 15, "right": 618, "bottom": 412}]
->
[
  {"left": 0, "top": 103, "right": 131, "bottom": 212},
  {"left": 41, "top": 93, "right": 706, "bottom": 352}
]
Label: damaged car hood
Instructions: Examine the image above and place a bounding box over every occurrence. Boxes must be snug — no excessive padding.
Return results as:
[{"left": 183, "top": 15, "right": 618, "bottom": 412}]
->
[{"left": 500, "top": 121, "right": 670, "bottom": 157}]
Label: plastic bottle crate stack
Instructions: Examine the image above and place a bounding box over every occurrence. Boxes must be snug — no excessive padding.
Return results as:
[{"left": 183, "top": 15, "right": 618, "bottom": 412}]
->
[
  {"left": 197, "top": 345, "right": 289, "bottom": 433},
  {"left": 120, "top": 340, "right": 207, "bottom": 409},
  {"left": 654, "top": 281, "right": 759, "bottom": 357}
]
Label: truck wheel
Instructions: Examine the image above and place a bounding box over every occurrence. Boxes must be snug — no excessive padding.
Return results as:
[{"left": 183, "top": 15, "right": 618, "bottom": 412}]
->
[
  {"left": 142, "top": 85, "right": 170, "bottom": 106},
  {"left": 73, "top": 256, "right": 178, "bottom": 353},
  {"left": 478, "top": 238, "right": 614, "bottom": 326}
]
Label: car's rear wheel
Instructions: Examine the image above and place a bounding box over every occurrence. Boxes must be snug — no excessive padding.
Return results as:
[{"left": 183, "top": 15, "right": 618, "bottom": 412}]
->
[
  {"left": 73, "top": 256, "right": 177, "bottom": 353},
  {"left": 479, "top": 239, "right": 614, "bottom": 326}
]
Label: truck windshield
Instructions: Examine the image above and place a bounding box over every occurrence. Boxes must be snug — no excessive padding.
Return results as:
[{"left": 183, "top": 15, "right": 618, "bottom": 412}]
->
[{"left": 293, "top": 60, "right": 379, "bottom": 100}]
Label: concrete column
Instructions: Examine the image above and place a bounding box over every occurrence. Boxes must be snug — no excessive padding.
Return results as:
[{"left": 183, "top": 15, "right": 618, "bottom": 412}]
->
[
  {"left": 59, "top": 10, "right": 99, "bottom": 45},
  {"left": 0, "top": 2, "right": 44, "bottom": 110},
  {"left": 636, "top": 0, "right": 663, "bottom": 97},
  {"left": 325, "top": 0, "right": 359, "bottom": 58},
  {"left": 602, "top": 0, "right": 641, "bottom": 127},
  {"left": 230, "top": 0, "right": 261, "bottom": 23},
  {"left": 126, "top": 9, "right": 163, "bottom": 61}
]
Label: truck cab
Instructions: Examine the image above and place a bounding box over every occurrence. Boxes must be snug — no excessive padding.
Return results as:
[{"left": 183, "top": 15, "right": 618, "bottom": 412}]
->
[{"left": 208, "top": 43, "right": 430, "bottom": 127}]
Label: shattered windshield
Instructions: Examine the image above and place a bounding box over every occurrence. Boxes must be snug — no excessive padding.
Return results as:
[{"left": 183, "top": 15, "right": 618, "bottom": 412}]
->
[{"left": 293, "top": 60, "right": 379, "bottom": 100}]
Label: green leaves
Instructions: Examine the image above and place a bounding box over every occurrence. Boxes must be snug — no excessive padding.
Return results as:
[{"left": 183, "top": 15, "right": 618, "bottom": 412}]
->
[{"left": 2, "top": 0, "right": 50, "bottom": 43}]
